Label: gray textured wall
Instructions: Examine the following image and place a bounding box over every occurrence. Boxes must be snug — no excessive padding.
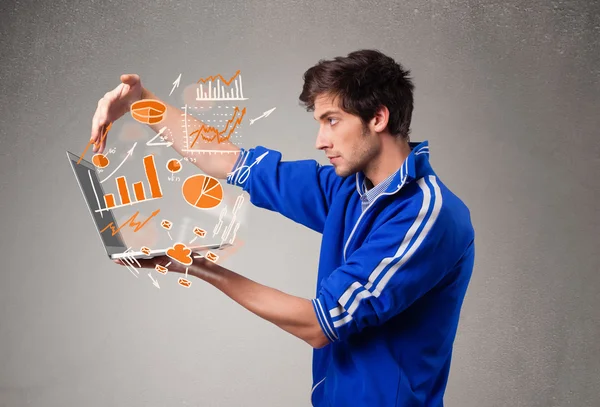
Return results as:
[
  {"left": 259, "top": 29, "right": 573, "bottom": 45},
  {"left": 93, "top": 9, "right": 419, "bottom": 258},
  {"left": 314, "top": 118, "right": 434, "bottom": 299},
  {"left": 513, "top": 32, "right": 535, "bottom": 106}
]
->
[{"left": 1, "top": 0, "right": 599, "bottom": 406}]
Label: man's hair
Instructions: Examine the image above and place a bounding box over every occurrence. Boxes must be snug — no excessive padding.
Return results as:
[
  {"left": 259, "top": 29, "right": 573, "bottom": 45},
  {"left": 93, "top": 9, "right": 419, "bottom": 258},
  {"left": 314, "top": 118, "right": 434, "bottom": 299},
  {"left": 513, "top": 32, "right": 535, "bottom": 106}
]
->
[{"left": 299, "top": 49, "right": 415, "bottom": 140}]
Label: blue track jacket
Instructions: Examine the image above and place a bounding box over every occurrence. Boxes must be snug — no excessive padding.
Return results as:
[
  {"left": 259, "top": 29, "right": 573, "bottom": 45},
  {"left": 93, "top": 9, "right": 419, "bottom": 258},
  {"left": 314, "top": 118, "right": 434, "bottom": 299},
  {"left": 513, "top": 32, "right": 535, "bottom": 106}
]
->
[{"left": 227, "top": 141, "right": 475, "bottom": 406}]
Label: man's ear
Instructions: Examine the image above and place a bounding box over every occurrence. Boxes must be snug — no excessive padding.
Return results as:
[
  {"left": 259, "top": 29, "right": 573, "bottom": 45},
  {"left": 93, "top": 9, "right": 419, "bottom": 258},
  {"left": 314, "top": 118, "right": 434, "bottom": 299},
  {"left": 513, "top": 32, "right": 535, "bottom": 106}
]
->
[{"left": 370, "top": 105, "right": 390, "bottom": 133}]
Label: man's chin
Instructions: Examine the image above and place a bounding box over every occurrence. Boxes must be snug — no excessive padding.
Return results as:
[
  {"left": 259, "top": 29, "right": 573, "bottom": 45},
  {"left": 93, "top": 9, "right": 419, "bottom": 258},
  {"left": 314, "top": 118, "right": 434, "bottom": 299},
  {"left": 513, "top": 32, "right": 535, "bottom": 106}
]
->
[{"left": 333, "top": 166, "right": 355, "bottom": 178}]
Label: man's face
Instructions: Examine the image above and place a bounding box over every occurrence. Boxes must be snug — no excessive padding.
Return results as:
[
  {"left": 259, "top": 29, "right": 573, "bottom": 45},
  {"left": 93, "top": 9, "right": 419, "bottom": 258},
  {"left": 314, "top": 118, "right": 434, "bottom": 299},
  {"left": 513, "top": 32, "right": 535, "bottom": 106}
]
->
[{"left": 313, "top": 94, "right": 380, "bottom": 177}]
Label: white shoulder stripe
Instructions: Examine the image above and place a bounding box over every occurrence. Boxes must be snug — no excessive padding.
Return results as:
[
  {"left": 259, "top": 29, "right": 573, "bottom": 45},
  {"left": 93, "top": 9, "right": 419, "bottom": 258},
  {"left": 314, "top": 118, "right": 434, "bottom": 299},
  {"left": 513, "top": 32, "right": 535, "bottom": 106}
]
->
[
  {"left": 328, "top": 176, "right": 442, "bottom": 327},
  {"left": 334, "top": 177, "right": 432, "bottom": 311},
  {"left": 373, "top": 177, "right": 442, "bottom": 297},
  {"left": 364, "top": 182, "right": 432, "bottom": 293}
]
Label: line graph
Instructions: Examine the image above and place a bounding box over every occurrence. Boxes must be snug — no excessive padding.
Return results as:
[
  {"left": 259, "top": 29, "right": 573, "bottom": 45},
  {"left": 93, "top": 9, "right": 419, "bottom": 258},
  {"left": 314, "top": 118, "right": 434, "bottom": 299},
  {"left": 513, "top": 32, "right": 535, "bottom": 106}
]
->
[
  {"left": 181, "top": 104, "right": 245, "bottom": 154},
  {"left": 196, "top": 70, "right": 248, "bottom": 101},
  {"left": 188, "top": 107, "right": 246, "bottom": 147},
  {"left": 100, "top": 209, "right": 161, "bottom": 236}
]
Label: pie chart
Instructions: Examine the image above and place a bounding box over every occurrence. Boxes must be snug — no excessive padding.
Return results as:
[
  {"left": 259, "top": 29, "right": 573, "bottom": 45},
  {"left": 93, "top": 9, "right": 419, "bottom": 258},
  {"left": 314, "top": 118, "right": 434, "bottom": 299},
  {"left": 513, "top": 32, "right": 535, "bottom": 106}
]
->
[
  {"left": 130, "top": 99, "right": 166, "bottom": 125},
  {"left": 182, "top": 174, "right": 223, "bottom": 210},
  {"left": 92, "top": 153, "right": 110, "bottom": 168},
  {"left": 166, "top": 159, "right": 182, "bottom": 173}
]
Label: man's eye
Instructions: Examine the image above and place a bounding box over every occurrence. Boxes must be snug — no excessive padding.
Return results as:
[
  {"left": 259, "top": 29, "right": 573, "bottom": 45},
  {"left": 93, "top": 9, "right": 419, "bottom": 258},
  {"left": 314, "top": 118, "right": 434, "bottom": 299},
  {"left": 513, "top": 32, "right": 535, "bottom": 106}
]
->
[{"left": 328, "top": 118, "right": 338, "bottom": 125}]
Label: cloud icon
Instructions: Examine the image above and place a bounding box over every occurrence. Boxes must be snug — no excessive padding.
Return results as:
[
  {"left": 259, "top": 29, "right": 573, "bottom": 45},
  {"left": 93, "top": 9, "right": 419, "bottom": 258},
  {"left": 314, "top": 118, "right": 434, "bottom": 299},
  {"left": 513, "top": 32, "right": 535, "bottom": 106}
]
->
[{"left": 166, "top": 243, "right": 193, "bottom": 266}]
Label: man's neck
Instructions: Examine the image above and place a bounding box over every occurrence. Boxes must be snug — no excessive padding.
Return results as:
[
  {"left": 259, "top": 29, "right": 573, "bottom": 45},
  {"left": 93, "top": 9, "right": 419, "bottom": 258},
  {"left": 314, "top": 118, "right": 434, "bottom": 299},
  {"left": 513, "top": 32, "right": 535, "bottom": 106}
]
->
[{"left": 364, "top": 137, "right": 412, "bottom": 188}]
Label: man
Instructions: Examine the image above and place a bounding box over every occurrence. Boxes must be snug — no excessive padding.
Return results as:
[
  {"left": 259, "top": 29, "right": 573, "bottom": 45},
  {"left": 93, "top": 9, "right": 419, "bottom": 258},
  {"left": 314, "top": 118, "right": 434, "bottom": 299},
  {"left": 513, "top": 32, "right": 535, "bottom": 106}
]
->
[{"left": 91, "top": 49, "right": 475, "bottom": 406}]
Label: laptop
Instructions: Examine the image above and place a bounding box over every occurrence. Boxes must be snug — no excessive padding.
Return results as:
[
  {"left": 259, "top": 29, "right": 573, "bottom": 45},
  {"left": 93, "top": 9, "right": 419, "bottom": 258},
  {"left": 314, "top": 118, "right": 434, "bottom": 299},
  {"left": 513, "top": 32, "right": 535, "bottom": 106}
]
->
[{"left": 67, "top": 151, "right": 229, "bottom": 260}]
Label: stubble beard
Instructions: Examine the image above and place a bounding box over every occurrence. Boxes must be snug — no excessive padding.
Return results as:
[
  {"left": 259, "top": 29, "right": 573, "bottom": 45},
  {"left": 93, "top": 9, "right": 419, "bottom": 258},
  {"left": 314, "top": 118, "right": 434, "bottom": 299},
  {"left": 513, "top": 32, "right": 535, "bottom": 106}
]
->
[{"left": 334, "top": 124, "right": 379, "bottom": 177}]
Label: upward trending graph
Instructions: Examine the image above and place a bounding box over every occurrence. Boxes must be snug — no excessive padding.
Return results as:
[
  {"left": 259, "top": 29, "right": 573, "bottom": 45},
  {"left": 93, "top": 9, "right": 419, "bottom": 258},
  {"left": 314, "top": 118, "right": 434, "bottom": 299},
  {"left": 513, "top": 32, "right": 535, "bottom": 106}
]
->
[
  {"left": 96, "top": 155, "right": 163, "bottom": 213},
  {"left": 187, "top": 107, "right": 246, "bottom": 148},
  {"left": 196, "top": 70, "right": 248, "bottom": 101}
]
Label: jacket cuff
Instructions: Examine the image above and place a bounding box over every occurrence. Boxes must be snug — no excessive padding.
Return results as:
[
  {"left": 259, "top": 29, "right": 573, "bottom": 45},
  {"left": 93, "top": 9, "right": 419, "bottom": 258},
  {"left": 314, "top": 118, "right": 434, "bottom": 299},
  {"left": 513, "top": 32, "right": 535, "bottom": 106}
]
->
[
  {"left": 312, "top": 298, "right": 339, "bottom": 343},
  {"left": 227, "top": 148, "right": 252, "bottom": 186}
]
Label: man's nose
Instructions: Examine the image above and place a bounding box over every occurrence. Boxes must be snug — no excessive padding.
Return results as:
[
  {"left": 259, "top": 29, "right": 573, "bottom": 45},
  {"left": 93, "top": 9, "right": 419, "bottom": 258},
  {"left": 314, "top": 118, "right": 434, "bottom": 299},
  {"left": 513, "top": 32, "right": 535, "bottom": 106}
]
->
[{"left": 315, "top": 129, "right": 330, "bottom": 150}]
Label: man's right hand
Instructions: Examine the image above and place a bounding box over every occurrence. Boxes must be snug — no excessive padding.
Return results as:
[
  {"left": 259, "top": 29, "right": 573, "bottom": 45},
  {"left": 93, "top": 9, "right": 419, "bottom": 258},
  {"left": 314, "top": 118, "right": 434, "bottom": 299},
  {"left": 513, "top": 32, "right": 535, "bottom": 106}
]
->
[
  {"left": 88, "top": 73, "right": 240, "bottom": 180},
  {"left": 90, "top": 74, "right": 144, "bottom": 154}
]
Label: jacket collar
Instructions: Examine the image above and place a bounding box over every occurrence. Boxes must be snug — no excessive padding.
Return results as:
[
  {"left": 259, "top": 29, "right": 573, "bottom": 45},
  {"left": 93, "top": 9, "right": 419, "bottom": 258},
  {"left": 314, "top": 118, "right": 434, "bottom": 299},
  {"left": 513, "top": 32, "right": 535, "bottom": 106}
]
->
[{"left": 355, "top": 140, "right": 431, "bottom": 195}]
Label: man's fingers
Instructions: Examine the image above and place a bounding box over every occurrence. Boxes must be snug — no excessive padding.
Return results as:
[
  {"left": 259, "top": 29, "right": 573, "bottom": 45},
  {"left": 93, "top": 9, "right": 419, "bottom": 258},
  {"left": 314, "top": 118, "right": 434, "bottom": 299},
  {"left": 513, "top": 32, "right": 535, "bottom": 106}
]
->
[
  {"left": 90, "top": 76, "right": 140, "bottom": 160},
  {"left": 149, "top": 256, "right": 172, "bottom": 269},
  {"left": 92, "top": 124, "right": 105, "bottom": 153},
  {"left": 107, "top": 83, "right": 126, "bottom": 102},
  {"left": 135, "top": 259, "right": 155, "bottom": 268},
  {"left": 90, "top": 116, "right": 101, "bottom": 145},
  {"left": 136, "top": 256, "right": 172, "bottom": 269},
  {"left": 114, "top": 258, "right": 154, "bottom": 269},
  {"left": 114, "top": 255, "right": 178, "bottom": 268},
  {"left": 91, "top": 98, "right": 109, "bottom": 142},
  {"left": 98, "top": 125, "right": 109, "bottom": 153},
  {"left": 120, "top": 74, "right": 140, "bottom": 86},
  {"left": 92, "top": 109, "right": 111, "bottom": 153}
]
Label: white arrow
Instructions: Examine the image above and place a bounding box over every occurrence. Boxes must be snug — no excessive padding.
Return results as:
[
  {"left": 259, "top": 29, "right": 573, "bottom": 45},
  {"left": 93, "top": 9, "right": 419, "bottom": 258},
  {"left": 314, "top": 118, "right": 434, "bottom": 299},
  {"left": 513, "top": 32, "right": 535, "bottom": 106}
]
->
[
  {"left": 147, "top": 272, "right": 160, "bottom": 289},
  {"left": 253, "top": 151, "right": 269, "bottom": 165},
  {"left": 100, "top": 142, "right": 137, "bottom": 183},
  {"left": 169, "top": 73, "right": 182, "bottom": 96},
  {"left": 249, "top": 107, "right": 276, "bottom": 125},
  {"left": 241, "top": 151, "right": 269, "bottom": 172},
  {"left": 146, "top": 126, "right": 173, "bottom": 147},
  {"left": 226, "top": 151, "right": 269, "bottom": 184}
]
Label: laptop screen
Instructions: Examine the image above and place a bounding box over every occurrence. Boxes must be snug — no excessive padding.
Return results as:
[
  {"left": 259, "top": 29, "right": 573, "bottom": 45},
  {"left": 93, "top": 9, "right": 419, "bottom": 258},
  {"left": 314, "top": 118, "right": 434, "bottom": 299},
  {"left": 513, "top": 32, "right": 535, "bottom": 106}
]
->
[{"left": 67, "top": 152, "right": 127, "bottom": 256}]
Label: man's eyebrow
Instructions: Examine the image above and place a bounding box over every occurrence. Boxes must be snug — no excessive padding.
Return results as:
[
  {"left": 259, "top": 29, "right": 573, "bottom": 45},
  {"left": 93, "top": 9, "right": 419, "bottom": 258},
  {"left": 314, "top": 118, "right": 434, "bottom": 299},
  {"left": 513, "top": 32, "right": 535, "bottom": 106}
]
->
[{"left": 314, "top": 110, "right": 341, "bottom": 121}]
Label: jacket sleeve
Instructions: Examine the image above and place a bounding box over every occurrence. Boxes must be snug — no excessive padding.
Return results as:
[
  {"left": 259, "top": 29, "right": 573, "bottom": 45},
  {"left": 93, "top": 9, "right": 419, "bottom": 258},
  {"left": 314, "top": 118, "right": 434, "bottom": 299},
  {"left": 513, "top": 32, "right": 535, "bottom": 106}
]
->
[
  {"left": 226, "top": 146, "right": 344, "bottom": 233},
  {"left": 311, "top": 177, "right": 456, "bottom": 343}
]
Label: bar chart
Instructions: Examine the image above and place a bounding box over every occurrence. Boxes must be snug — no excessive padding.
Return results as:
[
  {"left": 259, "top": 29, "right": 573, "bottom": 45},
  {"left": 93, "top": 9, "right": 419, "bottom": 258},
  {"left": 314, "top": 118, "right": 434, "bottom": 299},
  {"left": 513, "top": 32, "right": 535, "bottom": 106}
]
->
[
  {"left": 97, "top": 155, "right": 163, "bottom": 212},
  {"left": 195, "top": 70, "right": 248, "bottom": 101}
]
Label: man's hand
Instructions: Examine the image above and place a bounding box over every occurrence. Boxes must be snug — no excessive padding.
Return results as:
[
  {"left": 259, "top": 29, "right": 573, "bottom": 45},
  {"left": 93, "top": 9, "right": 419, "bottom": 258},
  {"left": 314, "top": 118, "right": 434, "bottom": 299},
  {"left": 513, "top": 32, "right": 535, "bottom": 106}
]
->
[
  {"left": 114, "top": 254, "right": 222, "bottom": 278},
  {"left": 91, "top": 74, "right": 144, "bottom": 154},
  {"left": 88, "top": 73, "right": 239, "bottom": 179},
  {"left": 114, "top": 255, "right": 178, "bottom": 271}
]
